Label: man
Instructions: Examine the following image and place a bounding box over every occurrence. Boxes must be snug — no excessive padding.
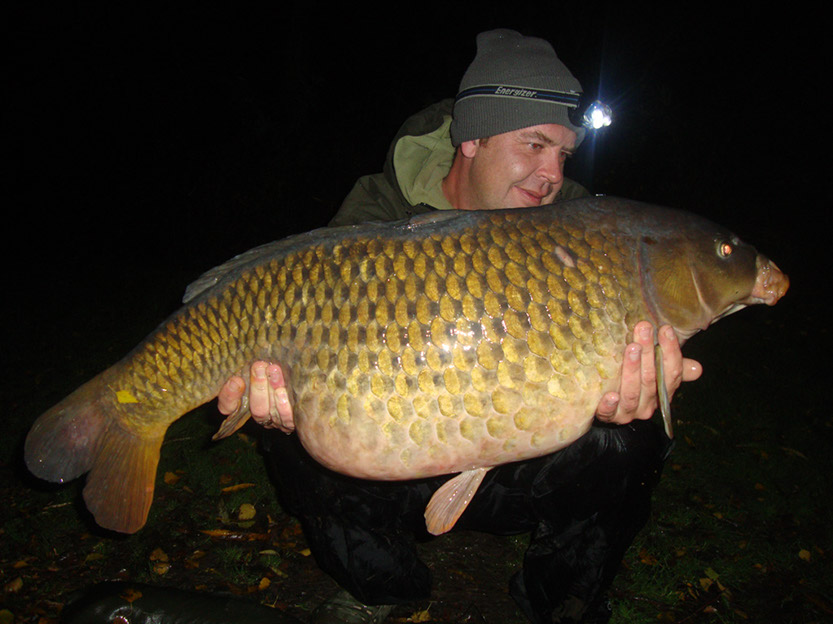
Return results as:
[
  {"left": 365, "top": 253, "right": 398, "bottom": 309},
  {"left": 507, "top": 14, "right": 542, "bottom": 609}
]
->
[{"left": 219, "top": 30, "right": 701, "bottom": 623}]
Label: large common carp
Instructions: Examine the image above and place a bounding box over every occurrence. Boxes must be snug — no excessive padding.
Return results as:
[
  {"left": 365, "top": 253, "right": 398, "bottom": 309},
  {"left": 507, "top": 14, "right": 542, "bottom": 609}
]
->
[{"left": 24, "top": 197, "right": 788, "bottom": 535}]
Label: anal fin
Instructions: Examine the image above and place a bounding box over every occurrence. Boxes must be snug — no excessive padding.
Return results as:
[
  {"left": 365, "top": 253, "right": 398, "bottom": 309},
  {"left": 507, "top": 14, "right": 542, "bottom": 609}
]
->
[{"left": 83, "top": 423, "right": 165, "bottom": 534}]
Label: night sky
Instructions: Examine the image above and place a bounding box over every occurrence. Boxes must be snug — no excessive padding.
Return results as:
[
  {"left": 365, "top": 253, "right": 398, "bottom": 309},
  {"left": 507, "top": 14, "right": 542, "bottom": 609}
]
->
[{"left": 6, "top": 3, "right": 829, "bottom": 363}]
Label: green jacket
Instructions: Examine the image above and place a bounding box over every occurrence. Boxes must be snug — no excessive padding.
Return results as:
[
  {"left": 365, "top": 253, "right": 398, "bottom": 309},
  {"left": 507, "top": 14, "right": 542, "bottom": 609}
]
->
[{"left": 329, "top": 99, "right": 590, "bottom": 227}]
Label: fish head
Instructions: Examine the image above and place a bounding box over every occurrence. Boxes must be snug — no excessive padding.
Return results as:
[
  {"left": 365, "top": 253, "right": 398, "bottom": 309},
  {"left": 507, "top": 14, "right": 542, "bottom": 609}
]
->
[{"left": 638, "top": 212, "right": 789, "bottom": 341}]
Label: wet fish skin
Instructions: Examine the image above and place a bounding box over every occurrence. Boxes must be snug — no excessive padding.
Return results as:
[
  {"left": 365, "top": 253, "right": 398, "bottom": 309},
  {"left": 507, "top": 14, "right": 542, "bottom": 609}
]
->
[{"left": 23, "top": 196, "right": 788, "bottom": 534}]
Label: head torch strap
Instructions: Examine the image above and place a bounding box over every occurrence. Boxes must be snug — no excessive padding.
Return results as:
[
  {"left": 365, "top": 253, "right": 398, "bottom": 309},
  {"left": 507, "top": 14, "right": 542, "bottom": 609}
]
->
[
  {"left": 455, "top": 84, "right": 586, "bottom": 128},
  {"left": 455, "top": 84, "right": 582, "bottom": 108}
]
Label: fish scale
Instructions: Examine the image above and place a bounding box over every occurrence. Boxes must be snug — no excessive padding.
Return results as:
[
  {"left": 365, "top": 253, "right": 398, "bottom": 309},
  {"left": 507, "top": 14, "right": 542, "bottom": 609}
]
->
[
  {"left": 281, "top": 211, "right": 621, "bottom": 480},
  {"left": 24, "top": 197, "right": 789, "bottom": 535},
  {"left": 122, "top": 207, "right": 626, "bottom": 477}
]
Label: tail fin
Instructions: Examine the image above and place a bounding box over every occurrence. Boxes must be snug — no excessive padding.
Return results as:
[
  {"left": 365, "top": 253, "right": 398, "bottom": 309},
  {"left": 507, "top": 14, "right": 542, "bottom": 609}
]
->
[
  {"left": 25, "top": 377, "right": 109, "bottom": 483},
  {"left": 24, "top": 372, "right": 164, "bottom": 533}
]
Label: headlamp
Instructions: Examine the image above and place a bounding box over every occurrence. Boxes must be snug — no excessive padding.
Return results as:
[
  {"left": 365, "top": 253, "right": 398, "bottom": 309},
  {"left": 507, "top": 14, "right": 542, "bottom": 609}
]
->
[
  {"left": 454, "top": 85, "right": 613, "bottom": 132},
  {"left": 580, "top": 100, "right": 613, "bottom": 130},
  {"left": 568, "top": 97, "right": 613, "bottom": 130}
]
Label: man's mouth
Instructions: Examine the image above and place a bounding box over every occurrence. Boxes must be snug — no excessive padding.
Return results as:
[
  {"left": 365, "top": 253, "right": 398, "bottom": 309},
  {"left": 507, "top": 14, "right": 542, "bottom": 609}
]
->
[{"left": 515, "top": 187, "right": 548, "bottom": 205}]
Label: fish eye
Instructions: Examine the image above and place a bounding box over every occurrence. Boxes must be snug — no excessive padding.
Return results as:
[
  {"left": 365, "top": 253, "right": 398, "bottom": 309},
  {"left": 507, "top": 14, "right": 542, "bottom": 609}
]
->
[{"left": 717, "top": 241, "right": 733, "bottom": 258}]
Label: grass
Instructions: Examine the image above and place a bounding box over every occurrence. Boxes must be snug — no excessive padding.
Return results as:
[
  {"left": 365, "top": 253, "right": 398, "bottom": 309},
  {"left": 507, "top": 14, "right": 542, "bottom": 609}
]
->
[{"left": 605, "top": 301, "right": 832, "bottom": 623}]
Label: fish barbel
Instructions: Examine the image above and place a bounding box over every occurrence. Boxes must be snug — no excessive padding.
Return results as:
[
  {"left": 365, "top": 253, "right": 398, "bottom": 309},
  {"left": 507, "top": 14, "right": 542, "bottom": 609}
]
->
[{"left": 24, "top": 197, "right": 788, "bottom": 535}]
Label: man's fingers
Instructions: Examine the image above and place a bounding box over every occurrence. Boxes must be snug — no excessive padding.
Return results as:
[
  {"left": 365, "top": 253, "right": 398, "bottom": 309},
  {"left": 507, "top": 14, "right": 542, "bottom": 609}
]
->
[
  {"left": 217, "top": 376, "right": 246, "bottom": 415},
  {"left": 635, "top": 321, "right": 657, "bottom": 387},
  {"left": 682, "top": 358, "right": 703, "bottom": 382},
  {"left": 596, "top": 342, "right": 641, "bottom": 423},
  {"left": 614, "top": 321, "right": 655, "bottom": 421},
  {"left": 597, "top": 323, "right": 703, "bottom": 426},
  {"left": 265, "top": 364, "right": 295, "bottom": 432},
  {"left": 249, "top": 362, "right": 271, "bottom": 420},
  {"left": 619, "top": 342, "right": 644, "bottom": 413},
  {"left": 594, "top": 392, "right": 621, "bottom": 421},
  {"left": 656, "top": 324, "right": 704, "bottom": 393}
]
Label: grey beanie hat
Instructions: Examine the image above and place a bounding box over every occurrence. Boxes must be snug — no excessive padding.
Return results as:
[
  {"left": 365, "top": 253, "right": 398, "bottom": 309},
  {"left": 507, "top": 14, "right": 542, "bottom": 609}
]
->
[{"left": 450, "top": 29, "right": 585, "bottom": 147}]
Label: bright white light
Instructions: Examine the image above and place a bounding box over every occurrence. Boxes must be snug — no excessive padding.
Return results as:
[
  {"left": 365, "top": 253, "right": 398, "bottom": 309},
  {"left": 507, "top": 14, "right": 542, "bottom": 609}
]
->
[{"left": 583, "top": 100, "right": 613, "bottom": 130}]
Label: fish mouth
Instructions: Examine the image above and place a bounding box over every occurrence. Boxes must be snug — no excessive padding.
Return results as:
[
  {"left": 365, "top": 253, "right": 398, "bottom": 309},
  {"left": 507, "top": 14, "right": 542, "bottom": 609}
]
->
[
  {"left": 704, "top": 256, "right": 789, "bottom": 330},
  {"left": 747, "top": 256, "right": 790, "bottom": 306},
  {"left": 679, "top": 254, "right": 789, "bottom": 340}
]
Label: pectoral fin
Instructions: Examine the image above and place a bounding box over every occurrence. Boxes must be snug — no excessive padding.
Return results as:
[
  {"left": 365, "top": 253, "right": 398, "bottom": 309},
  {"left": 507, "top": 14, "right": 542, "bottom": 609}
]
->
[
  {"left": 654, "top": 343, "right": 673, "bottom": 439},
  {"left": 424, "top": 467, "right": 490, "bottom": 535}
]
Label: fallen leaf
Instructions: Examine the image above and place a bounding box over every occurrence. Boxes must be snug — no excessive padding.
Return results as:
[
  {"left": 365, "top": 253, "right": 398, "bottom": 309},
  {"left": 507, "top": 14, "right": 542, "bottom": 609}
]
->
[
  {"left": 222, "top": 483, "right": 256, "bottom": 493},
  {"left": 780, "top": 446, "right": 807, "bottom": 460},
  {"left": 238, "top": 503, "right": 256, "bottom": 521},
  {"left": 119, "top": 587, "right": 143, "bottom": 603},
  {"left": 4, "top": 577, "right": 22, "bottom": 593},
  {"left": 798, "top": 549, "right": 812, "bottom": 561},
  {"left": 202, "top": 529, "right": 238, "bottom": 538},
  {"left": 152, "top": 561, "right": 171, "bottom": 575},
  {"left": 200, "top": 529, "right": 269, "bottom": 541},
  {"left": 407, "top": 607, "right": 432, "bottom": 622},
  {"left": 149, "top": 547, "right": 169, "bottom": 562},
  {"left": 164, "top": 471, "right": 180, "bottom": 485},
  {"left": 185, "top": 550, "right": 207, "bottom": 569}
]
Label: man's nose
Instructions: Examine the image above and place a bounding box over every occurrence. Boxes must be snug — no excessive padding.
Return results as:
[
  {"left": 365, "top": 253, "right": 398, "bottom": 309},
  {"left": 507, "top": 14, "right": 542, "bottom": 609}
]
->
[{"left": 538, "top": 152, "right": 565, "bottom": 184}]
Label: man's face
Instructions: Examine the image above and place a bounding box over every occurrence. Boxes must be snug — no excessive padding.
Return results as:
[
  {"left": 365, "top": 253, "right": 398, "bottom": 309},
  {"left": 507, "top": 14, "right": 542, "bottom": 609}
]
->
[{"left": 460, "top": 123, "right": 577, "bottom": 211}]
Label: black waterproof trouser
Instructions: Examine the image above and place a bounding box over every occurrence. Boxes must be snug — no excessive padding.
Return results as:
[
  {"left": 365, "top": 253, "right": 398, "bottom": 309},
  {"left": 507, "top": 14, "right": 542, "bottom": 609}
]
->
[{"left": 260, "top": 420, "right": 672, "bottom": 624}]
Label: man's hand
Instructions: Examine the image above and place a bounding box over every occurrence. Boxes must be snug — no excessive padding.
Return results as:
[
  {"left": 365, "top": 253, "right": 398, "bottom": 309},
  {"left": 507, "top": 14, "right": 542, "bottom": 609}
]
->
[
  {"left": 595, "top": 321, "right": 702, "bottom": 425},
  {"left": 217, "top": 362, "right": 294, "bottom": 433}
]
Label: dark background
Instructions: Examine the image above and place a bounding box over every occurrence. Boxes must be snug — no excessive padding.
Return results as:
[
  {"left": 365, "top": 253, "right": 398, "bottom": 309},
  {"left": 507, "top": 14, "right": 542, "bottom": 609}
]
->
[{"left": 6, "top": 3, "right": 829, "bottom": 286}]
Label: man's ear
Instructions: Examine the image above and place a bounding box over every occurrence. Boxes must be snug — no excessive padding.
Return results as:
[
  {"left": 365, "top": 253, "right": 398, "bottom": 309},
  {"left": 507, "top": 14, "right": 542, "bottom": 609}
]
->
[{"left": 459, "top": 139, "right": 480, "bottom": 159}]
